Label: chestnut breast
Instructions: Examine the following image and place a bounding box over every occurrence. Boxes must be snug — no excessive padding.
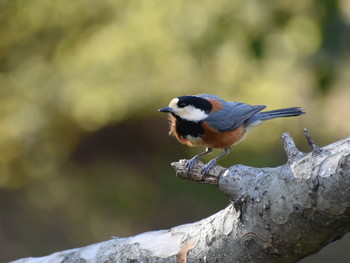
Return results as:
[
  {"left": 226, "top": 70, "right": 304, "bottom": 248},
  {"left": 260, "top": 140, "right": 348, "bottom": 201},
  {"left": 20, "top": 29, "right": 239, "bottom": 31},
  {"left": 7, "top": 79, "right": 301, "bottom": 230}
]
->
[
  {"left": 169, "top": 116, "right": 245, "bottom": 149},
  {"left": 201, "top": 121, "right": 245, "bottom": 148}
]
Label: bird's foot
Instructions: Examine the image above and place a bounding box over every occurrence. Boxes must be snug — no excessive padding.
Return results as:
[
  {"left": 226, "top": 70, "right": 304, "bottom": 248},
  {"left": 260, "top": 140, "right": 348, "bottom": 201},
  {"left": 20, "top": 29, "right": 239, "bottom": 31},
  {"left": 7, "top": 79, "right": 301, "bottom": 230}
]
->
[
  {"left": 185, "top": 156, "right": 199, "bottom": 173},
  {"left": 185, "top": 147, "right": 213, "bottom": 174},
  {"left": 201, "top": 159, "right": 217, "bottom": 175}
]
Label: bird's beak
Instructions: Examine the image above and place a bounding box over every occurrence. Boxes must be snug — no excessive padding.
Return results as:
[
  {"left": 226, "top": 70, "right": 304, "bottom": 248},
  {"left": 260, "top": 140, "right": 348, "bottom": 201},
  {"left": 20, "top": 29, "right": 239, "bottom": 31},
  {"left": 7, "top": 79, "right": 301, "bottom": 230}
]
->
[{"left": 158, "top": 107, "right": 173, "bottom": 113}]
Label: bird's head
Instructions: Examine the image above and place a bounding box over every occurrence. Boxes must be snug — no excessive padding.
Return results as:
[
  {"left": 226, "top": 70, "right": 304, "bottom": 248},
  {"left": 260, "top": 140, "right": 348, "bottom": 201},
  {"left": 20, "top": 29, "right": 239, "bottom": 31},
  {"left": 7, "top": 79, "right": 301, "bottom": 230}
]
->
[{"left": 159, "top": 96, "right": 212, "bottom": 122}]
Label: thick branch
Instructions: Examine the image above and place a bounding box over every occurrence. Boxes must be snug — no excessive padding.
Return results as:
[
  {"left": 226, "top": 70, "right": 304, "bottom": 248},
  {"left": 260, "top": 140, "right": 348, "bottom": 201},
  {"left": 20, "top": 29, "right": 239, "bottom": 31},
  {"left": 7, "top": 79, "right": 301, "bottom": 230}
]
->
[{"left": 11, "top": 132, "right": 350, "bottom": 263}]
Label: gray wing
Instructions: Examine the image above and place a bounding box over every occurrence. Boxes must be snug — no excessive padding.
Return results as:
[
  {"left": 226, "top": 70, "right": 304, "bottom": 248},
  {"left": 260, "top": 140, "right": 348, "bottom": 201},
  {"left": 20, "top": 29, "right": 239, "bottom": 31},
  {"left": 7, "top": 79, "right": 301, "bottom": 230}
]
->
[{"left": 206, "top": 101, "right": 266, "bottom": 132}]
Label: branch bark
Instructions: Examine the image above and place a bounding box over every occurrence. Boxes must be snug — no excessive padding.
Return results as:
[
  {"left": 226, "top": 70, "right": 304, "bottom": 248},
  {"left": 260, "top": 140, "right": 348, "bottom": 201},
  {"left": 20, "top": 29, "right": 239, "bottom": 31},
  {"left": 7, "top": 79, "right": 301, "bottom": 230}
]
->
[{"left": 11, "top": 131, "right": 350, "bottom": 263}]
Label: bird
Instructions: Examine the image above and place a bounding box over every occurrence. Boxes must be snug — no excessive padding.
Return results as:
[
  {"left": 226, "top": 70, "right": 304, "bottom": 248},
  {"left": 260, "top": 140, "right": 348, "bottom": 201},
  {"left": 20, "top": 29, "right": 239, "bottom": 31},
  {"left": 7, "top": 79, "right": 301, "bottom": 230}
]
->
[{"left": 159, "top": 94, "right": 305, "bottom": 174}]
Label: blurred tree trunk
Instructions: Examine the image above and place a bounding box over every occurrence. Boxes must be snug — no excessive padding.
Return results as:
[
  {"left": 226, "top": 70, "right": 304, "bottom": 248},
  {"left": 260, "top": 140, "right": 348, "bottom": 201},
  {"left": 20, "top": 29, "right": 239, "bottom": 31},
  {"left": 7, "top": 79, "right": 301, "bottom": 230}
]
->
[{"left": 11, "top": 132, "right": 350, "bottom": 263}]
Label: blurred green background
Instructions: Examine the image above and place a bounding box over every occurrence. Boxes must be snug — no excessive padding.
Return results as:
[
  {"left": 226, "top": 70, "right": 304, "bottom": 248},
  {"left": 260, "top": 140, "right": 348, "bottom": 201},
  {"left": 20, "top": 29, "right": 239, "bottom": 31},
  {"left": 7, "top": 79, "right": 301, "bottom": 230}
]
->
[{"left": 0, "top": 0, "right": 349, "bottom": 262}]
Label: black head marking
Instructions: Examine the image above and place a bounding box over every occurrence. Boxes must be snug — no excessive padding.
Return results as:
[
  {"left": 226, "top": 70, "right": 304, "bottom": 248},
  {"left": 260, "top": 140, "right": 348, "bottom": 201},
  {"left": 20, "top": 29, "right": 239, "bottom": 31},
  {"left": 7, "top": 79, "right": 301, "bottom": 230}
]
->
[
  {"left": 177, "top": 96, "right": 213, "bottom": 113},
  {"left": 175, "top": 118, "right": 204, "bottom": 138}
]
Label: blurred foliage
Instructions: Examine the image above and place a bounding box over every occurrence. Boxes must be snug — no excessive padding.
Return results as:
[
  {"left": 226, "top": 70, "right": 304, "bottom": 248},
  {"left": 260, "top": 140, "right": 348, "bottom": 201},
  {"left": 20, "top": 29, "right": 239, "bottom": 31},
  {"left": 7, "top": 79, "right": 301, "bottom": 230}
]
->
[{"left": 0, "top": 0, "right": 349, "bottom": 262}]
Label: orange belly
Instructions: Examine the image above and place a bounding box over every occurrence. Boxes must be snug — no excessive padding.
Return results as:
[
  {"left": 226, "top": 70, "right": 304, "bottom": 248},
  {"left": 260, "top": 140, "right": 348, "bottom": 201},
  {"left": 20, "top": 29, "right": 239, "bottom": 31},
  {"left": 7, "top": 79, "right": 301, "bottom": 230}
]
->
[
  {"left": 202, "top": 122, "right": 245, "bottom": 148},
  {"left": 169, "top": 116, "right": 245, "bottom": 148}
]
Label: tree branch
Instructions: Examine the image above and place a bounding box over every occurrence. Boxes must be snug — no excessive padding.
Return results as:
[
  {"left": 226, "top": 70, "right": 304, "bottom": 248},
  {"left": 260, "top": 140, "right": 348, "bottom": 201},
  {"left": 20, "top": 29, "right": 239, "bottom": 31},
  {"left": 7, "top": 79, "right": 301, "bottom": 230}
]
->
[{"left": 11, "top": 131, "right": 350, "bottom": 263}]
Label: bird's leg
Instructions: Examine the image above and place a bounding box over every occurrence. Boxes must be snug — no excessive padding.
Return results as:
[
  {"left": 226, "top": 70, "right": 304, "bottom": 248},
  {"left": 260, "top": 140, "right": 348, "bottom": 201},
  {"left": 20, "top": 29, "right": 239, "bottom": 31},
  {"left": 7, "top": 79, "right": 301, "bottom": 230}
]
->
[
  {"left": 186, "top": 147, "right": 213, "bottom": 173},
  {"left": 202, "top": 147, "right": 231, "bottom": 175}
]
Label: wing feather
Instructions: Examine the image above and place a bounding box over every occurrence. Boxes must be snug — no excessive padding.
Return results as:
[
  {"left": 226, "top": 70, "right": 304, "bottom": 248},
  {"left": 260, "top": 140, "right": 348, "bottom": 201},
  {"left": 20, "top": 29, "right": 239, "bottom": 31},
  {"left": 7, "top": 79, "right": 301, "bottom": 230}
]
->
[{"left": 206, "top": 101, "right": 266, "bottom": 132}]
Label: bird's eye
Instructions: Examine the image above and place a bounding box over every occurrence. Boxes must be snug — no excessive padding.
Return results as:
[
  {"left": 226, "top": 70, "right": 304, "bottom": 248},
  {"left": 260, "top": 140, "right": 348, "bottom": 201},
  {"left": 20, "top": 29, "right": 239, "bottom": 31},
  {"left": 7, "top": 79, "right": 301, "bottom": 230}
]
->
[{"left": 178, "top": 102, "right": 187, "bottom": 108}]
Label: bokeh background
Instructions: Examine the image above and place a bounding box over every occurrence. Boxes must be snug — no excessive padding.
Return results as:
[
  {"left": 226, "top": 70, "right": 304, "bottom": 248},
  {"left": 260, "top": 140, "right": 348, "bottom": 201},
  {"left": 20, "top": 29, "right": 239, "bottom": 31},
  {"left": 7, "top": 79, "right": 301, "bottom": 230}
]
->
[{"left": 1, "top": 0, "right": 350, "bottom": 262}]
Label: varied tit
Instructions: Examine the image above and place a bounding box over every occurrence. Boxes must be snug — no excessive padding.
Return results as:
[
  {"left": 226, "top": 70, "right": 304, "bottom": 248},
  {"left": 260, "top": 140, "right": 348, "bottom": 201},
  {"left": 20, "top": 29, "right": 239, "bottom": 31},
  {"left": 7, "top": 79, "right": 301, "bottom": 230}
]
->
[{"left": 159, "top": 94, "right": 305, "bottom": 174}]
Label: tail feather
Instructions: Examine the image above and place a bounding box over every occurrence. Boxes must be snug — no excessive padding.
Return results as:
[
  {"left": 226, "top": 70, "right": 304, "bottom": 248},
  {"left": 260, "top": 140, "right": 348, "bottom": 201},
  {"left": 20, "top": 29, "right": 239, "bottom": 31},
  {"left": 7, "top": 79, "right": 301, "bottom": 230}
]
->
[{"left": 246, "top": 107, "right": 305, "bottom": 124}]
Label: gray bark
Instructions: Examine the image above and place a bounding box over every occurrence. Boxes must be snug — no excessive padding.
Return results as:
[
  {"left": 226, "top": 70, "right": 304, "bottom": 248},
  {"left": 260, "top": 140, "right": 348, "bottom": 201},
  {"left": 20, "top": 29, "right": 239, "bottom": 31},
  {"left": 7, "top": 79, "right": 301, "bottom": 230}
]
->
[{"left": 11, "top": 131, "right": 350, "bottom": 263}]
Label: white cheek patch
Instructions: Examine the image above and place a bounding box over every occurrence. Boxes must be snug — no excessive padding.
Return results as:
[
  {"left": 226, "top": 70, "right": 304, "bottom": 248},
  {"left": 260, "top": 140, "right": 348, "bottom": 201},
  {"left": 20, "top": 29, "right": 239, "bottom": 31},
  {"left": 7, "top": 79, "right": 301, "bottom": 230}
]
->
[
  {"left": 178, "top": 105, "right": 208, "bottom": 122},
  {"left": 167, "top": 98, "right": 208, "bottom": 122}
]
